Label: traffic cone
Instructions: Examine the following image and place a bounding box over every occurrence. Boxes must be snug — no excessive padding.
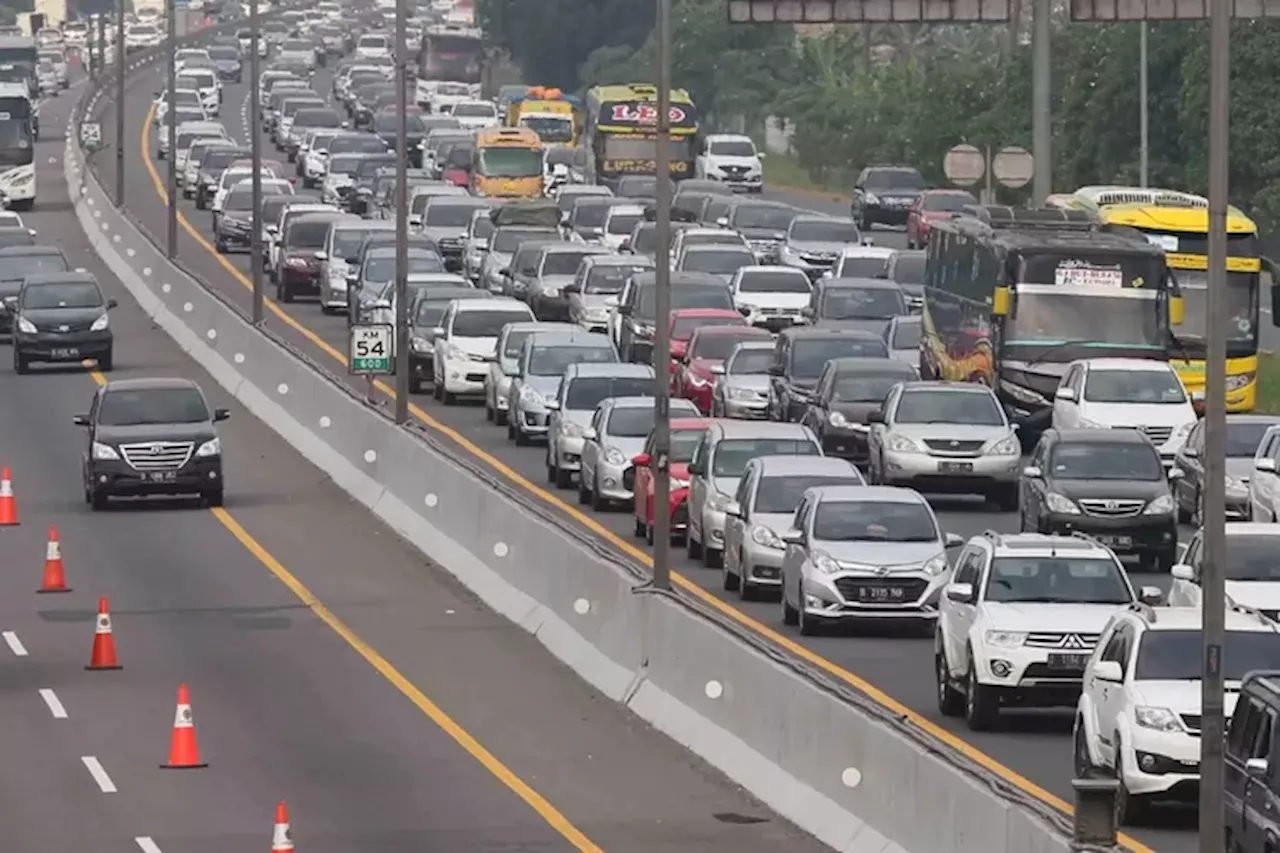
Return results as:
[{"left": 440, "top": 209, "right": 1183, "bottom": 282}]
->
[
  {"left": 0, "top": 466, "right": 19, "bottom": 526},
  {"left": 37, "top": 527, "right": 72, "bottom": 593},
  {"left": 161, "top": 683, "right": 208, "bottom": 769},
  {"left": 271, "top": 801, "right": 294, "bottom": 851},
  {"left": 85, "top": 596, "right": 121, "bottom": 671}
]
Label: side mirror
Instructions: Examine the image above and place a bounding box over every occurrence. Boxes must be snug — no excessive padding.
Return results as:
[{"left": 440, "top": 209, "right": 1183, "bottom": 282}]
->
[
  {"left": 1247, "top": 757, "right": 1270, "bottom": 780},
  {"left": 563, "top": 283, "right": 581, "bottom": 295},
  {"left": 314, "top": 250, "right": 326, "bottom": 260},
  {"left": 73, "top": 413, "right": 89, "bottom": 426},
  {"left": 482, "top": 353, "right": 496, "bottom": 362},
  {"left": 1022, "top": 465, "right": 1043, "bottom": 479},
  {"left": 266, "top": 224, "right": 279, "bottom": 234},
  {"left": 632, "top": 452, "right": 651, "bottom": 467},
  {"left": 582, "top": 427, "right": 597, "bottom": 441},
  {"left": 590, "top": 227, "right": 603, "bottom": 237},
  {"left": 499, "top": 267, "right": 511, "bottom": 277},
  {"left": 1093, "top": 660, "right": 1124, "bottom": 683},
  {"left": 1167, "top": 468, "right": 1185, "bottom": 481},
  {"left": 724, "top": 500, "right": 742, "bottom": 518},
  {"left": 716, "top": 217, "right": 729, "bottom": 227},
  {"left": 945, "top": 582, "right": 974, "bottom": 604},
  {"left": 865, "top": 410, "right": 885, "bottom": 425},
  {"left": 619, "top": 240, "right": 631, "bottom": 252},
  {"left": 430, "top": 326, "right": 445, "bottom": 337},
  {"left": 767, "top": 365, "right": 783, "bottom": 376},
  {"left": 1171, "top": 564, "right": 1195, "bottom": 581},
  {"left": 1138, "top": 586, "right": 1164, "bottom": 605},
  {"left": 106, "top": 298, "right": 118, "bottom": 309},
  {"left": 1182, "top": 447, "right": 1200, "bottom": 459},
  {"left": 1258, "top": 458, "right": 1278, "bottom": 473},
  {"left": 688, "top": 459, "right": 705, "bottom": 476},
  {"left": 944, "top": 533, "right": 964, "bottom": 548},
  {"left": 544, "top": 399, "right": 560, "bottom": 410},
  {"left": 213, "top": 407, "right": 231, "bottom": 422},
  {"left": 710, "top": 364, "right": 725, "bottom": 375},
  {"left": 1054, "top": 386, "right": 1076, "bottom": 402},
  {"left": 757, "top": 151, "right": 767, "bottom": 160},
  {"left": 738, "top": 305, "right": 751, "bottom": 316},
  {"left": 604, "top": 296, "right": 619, "bottom": 307},
  {"left": 780, "top": 528, "right": 804, "bottom": 546}
]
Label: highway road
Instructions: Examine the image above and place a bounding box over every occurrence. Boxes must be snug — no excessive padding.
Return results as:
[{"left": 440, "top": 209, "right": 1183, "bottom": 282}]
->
[
  {"left": 0, "top": 76, "right": 833, "bottom": 852},
  {"left": 86, "top": 59, "right": 1242, "bottom": 851}
]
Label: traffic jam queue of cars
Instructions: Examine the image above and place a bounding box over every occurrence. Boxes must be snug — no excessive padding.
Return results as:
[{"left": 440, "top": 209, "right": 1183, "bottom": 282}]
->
[{"left": 150, "top": 7, "right": 1280, "bottom": 833}]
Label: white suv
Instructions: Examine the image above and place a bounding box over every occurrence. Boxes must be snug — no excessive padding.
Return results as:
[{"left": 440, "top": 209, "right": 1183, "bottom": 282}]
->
[
  {"left": 1052, "top": 358, "right": 1196, "bottom": 467},
  {"left": 936, "top": 531, "right": 1159, "bottom": 732},
  {"left": 1073, "top": 604, "right": 1280, "bottom": 824},
  {"left": 696, "top": 133, "right": 764, "bottom": 193}
]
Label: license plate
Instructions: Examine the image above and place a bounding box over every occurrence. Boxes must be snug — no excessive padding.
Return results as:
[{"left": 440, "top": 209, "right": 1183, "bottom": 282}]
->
[
  {"left": 938, "top": 461, "right": 973, "bottom": 473},
  {"left": 143, "top": 471, "right": 177, "bottom": 483},
  {"left": 1097, "top": 535, "right": 1133, "bottom": 549},
  {"left": 1047, "top": 653, "right": 1090, "bottom": 671},
  {"left": 856, "top": 585, "right": 907, "bottom": 603},
  {"left": 50, "top": 347, "right": 79, "bottom": 359}
]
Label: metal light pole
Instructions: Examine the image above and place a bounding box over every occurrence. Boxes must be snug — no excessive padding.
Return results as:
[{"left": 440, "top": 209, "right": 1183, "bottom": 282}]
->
[
  {"left": 1030, "top": 0, "right": 1050, "bottom": 205},
  {"left": 165, "top": 0, "right": 178, "bottom": 259},
  {"left": 1199, "top": 5, "right": 1229, "bottom": 853},
  {"left": 250, "top": 0, "right": 264, "bottom": 325},
  {"left": 393, "top": 0, "right": 410, "bottom": 423},
  {"left": 650, "top": 0, "right": 672, "bottom": 591},
  {"left": 96, "top": 15, "right": 106, "bottom": 89},
  {"left": 115, "top": 0, "right": 125, "bottom": 205},
  {"left": 1138, "top": 22, "right": 1149, "bottom": 187}
]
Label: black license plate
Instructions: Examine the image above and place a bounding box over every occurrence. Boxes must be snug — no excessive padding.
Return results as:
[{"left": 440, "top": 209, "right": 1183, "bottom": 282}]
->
[
  {"left": 143, "top": 471, "right": 177, "bottom": 483},
  {"left": 938, "top": 461, "right": 973, "bottom": 473},
  {"left": 1047, "top": 653, "right": 1089, "bottom": 671},
  {"left": 50, "top": 347, "right": 80, "bottom": 359},
  {"left": 856, "top": 585, "right": 908, "bottom": 603}
]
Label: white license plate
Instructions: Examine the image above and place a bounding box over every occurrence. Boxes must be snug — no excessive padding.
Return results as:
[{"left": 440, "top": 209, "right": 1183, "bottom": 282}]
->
[
  {"left": 1097, "top": 535, "right": 1133, "bottom": 549},
  {"left": 143, "top": 471, "right": 177, "bottom": 483},
  {"left": 50, "top": 347, "right": 79, "bottom": 359}
]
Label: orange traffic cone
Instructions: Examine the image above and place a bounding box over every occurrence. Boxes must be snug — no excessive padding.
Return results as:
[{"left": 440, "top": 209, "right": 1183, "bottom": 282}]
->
[
  {"left": 0, "top": 466, "right": 18, "bottom": 526},
  {"left": 85, "top": 596, "right": 122, "bottom": 670},
  {"left": 271, "top": 801, "right": 294, "bottom": 851},
  {"left": 161, "top": 683, "right": 208, "bottom": 769},
  {"left": 37, "top": 527, "right": 72, "bottom": 593}
]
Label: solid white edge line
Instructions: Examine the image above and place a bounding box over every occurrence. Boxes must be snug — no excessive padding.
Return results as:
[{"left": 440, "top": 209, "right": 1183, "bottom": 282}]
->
[
  {"left": 39, "top": 688, "right": 68, "bottom": 719},
  {"left": 135, "top": 838, "right": 163, "bottom": 853},
  {"left": 80, "top": 756, "right": 117, "bottom": 793},
  {"left": 2, "top": 630, "right": 28, "bottom": 656}
]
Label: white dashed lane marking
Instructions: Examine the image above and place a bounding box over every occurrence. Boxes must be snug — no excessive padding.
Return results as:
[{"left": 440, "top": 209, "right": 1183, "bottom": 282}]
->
[
  {"left": 39, "top": 689, "right": 68, "bottom": 719},
  {"left": 3, "top": 630, "right": 27, "bottom": 656},
  {"left": 81, "top": 756, "right": 117, "bottom": 793}
]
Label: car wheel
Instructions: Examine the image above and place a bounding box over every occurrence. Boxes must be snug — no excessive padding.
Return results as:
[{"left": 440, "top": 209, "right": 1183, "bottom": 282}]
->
[
  {"left": 781, "top": 581, "right": 799, "bottom": 626},
  {"left": 555, "top": 465, "right": 573, "bottom": 490},
  {"left": 215, "top": 238, "right": 227, "bottom": 253},
  {"left": 589, "top": 472, "right": 606, "bottom": 511},
  {"left": 577, "top": 473, "right": 591, "bottom": 505},
  {"left": 722, "top": 557, "right": 739, "bottom": 592},
  {"left": 634, "top": 515, "right": 646, "bottom": 538},
  {"left": 797, "top": 590, "right": 820, "bottom": 636},
  {"left": 96, "top": 351, "right": 113, "bottom": 372},
  {"left": 1072, "top": 719, "right": 1095, "bottom": 778},
  {"left": 441, "top": 388, "right": 456, "bottom": 405},
  {"left": 702, "top": 543, "right": 722, "bottom": 569},
  {"left": 1192, "top": 490, "right": 1204, "bottom": 529},
  {"left": 494, "top": 407, "right": 508, "bottom": 427},
  {"left": 685, "top": 521, "right": 702, "bottom": 559},
  {"left": 964, "top": 656, "right": 998, "bottom": 731},
  {"left": 407, "top": 375, "right": 421, "bottom": 394},
  {"left": 935, "top": 646, "right": 964, "bottom": 716},
  {"left": 645, "top": 522, "right": 655, "bottom": 545},
  {"left": 1113, "top": 744, "right": 1151, "bottom": 826}
]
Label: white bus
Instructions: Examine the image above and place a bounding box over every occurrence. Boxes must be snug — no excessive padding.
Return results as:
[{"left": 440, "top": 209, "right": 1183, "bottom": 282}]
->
[{"left": 0, "top": 82, "right": 35, "bottom": 209}]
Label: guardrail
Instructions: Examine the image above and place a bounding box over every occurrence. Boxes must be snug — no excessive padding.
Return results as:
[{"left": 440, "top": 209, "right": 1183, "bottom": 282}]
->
[{"left": 63, "top": 30, "right": 1115, "bottom": 853}]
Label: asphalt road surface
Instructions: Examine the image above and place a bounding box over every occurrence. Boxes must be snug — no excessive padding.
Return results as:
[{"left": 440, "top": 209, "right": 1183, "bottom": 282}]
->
[
  {"left": 89, "top": 60, "right": 1239, "bottom": 852},
  {"left": 0, "top": 75, "right": 833, "bottom": 853}
]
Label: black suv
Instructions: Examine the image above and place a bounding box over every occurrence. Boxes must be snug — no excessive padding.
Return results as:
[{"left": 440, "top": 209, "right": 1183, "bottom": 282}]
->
[
  {"left": 850, "top": 166, "right": 925, "bottom": 230},
  {"left": 1018, "top": 428, "right": 1179, "bottom": 572},
  {"left": 76, "top": 377, "right": 229, "bottom": 510},
  {"left": 1225, "top": 670, "right": 1280, "bottom": 852},
  {"left": 12, "top": 272, "right": 116, "bottom": 373}
]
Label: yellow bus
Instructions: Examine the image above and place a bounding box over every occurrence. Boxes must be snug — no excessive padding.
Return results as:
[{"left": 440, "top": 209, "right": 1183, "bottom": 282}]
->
[
  {"left": 583, "top": 83, "right": 698, "bottom": 190},
  {"left": 471, "top": 127, "right": 544, "bottom": 199},
  {"left": 505, "top": 87, "right": 579, "bottom": 148},
  {"left": 1068, "top": 186, "right": 1267, "bottom": 412}
]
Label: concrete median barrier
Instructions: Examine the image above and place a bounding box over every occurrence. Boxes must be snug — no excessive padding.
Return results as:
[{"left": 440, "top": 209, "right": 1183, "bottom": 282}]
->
[{"left": 62, "top": 45, "right": 1096, "bottom": 853}]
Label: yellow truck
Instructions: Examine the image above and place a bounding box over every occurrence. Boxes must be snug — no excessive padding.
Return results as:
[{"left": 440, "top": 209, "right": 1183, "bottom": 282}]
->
[
  {"left": 505, "top": 87, "right": 579, "bottom": 148},
  {"left": 471, "top": 127, "right": 545, "bottom": 199}
]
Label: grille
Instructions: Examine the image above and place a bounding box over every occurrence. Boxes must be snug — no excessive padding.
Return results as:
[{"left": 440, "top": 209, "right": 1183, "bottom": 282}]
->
[
  {"left": 721, "top": 165, "right": 748, "bottom": 175},
  {"left": 1024, "top": 632, "right": 1100, "bottom": 650},
  {"left": 1078, "top": 498, "right": 1145, "bottom": 518},
  {"left": 119, "top": 441, "right": 194, "bottom": 471},
  {"left": 832, "top": 577, "right": 927, "bottom": 603},
  {"left": 36, "top": 318, "right": 96, "bottom": 333},
  {"left": 1113, "top": 424, "right": 1173, "bottom": 445},
  {"left": 923, "top": 439, "right": 985, "bottom": 454}
]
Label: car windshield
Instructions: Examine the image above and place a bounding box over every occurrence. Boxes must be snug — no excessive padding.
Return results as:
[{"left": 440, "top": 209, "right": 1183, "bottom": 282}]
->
[
  {"left": 1221, "top": 536, "right": 1280, "bottom": 581},
  {"left": 1083, "top": 369, "right": 1187, "bottom": 404},
  {"left": 564, "top": 376, "right": 652, "bottom": 410},
  {"left": 225, "top": 191, "right": 255, "bottom": 211},
  {"left": 739, "top": 270, "right": 811, "bottom": 294},
  {"left": 755, "top": 474, "right": 862, "bottom": 514},
  {"left": 332, "top": 229, "right": 381, "bottom": 259},
  {"left": 542, "top": 251, "right": 593, "bottom": 276},
  {"left": 453, "top": 310, "right": 531, "bottom": 338},
  {"left": 728, "top": 349, "right": 773, "bottom": 374},
  {"left": 984, "top": 557, "right": 1132, "bottom": 604},
  {"left": 98, "top": 387, "right": 210, "bottom": 426},
  {"left": 331, "top": 136, "right": 388, "bottom": 154},
  {"left": 1227, "top": 421, "right": 1275, "bottom": 456},
  {"left": 836, "top": 257, "right": 888, "bottom": 279},
  {"left": 637, "top": 285, "right": 732, "bottom": 317},
  {"left": 831, "top": 373, "right": 903, "bottom": 403},
  {"left": 530, "top": 345, "right": 616, "bottom": 376},
  {"left": 470, "top": 217, "right": 495, "bottom": 241},
  {"left": 607, "top": 406, "right": 658, "bottom": 437},
  {"left": 712, "top": 438, "right": 818, "bottom": 477},
  {"left": 668, "top": 429, "right": 703, "bottom": 462},
  {"left": 424, "top": 204, "right": 482, "bottom": 227},
  {"left": 890, "top": 321, "right": 921, "bottom": 350},
  {"left": 22, "top": 282, "right": 102, "bottom": 309},
  {"left": 1134, "top": 630, "right": 1280, "bottom": 681},
  {"left": 791, "top": 220, "right": 859, "bottom": 243},
  {"left": 415, "top": 298, "right": 465, "bottom": 326},
  {"left": 922, "top": 192, "right": 974, "bottom": 211},
  {"left": 709, "top": 139, "right": 756, "bottom": 157},
  {"left": 864, "top": 169, "right": 924, "bottom": 191},
  {"left": 691, "top": 332, "right": 762, "bottom": 361},
  {"left": 821, "top": 287, "right": 904, "bottom": 319},
  {"left": 894, "top": 390, "right": 1004, "bottom": 425},
  {"left": 585, "top": 265, "right": 648, "bottom": 294},
  {"left": 366, "top": 254, "right": 444, "bottom": 281},
  {"left": 631, "top": 225, "right": 657, "bottom": 254},
  {"left": 295, "top": 110, "right": 341, "bottom": 128},
  {"left": 493, "top": 228, "right": 553, "bottom": 253},
  {"left": 685, "top": 232, "right": 743, "bottom": 249},
  {"left": 731, "top": 206, "right": 794, "bottom": 230},
  {"left": 1049, "top": 443, "right": 1163, "bottom": 481},
  {"left": 453, "top": 102, "right": 494, "bottom": 118},
  {"left": 572, "top": 203, "right": 613, "bottom": 228},
  {"left": 209, "top": 47, "right": 238, "bottom": 60},
  {"left": 0, "top": 254, "right": 66, "bottom": 279},
  {"left": 606, "top": 213, "right": 642, "bottom": 236},
  {"left": 791, "top": 338, "right": 889, "bottom": 378},
  {"left": 812, "top": 500, "right": 937, "bottom": 542},
  {"left": 285, "top": 219, "right": 336, "bottom": 248},
  {"left": 889, "top": 253, "right": 926, "bottom": 286},
  {"left": 501, "top": 330, "right": 534, "bottom": 360},
  {"left": 683, "top": 249, "right": 754, "bottom": 275},
  {"left": 672, "top": 314, "right": 741, "bottom": 340}
]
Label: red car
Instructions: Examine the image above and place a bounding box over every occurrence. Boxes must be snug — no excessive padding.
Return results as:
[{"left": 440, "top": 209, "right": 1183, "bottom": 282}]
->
[
  {"left": 631, "top": 417, "right": 715, "bottom": 544},
  {"left": 673, "top": 325, "right": 773, "bottom": 414},
  {"left": 667, "top": 308, "right": 747, "bottom": 376},
  {"left": 906, "top": 189, "right": 977, "bottom": 249}
]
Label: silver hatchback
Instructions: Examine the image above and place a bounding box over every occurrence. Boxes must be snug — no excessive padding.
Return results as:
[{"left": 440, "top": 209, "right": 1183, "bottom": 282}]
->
[{"left": 579, "top": 396, "right": 700, "bottom": 509}]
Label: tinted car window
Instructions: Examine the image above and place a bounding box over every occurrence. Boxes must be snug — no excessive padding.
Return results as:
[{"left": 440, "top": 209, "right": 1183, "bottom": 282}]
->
[{"left": 99, "top": 388, "right": 210, "bottom": 425}]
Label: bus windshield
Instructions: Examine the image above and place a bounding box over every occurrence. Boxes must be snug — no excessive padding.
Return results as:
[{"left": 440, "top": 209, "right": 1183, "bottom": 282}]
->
[
  {"left": 1005, "top": 285, "right": 1165, "bottom": 351},
  {"left": 476, "top": 146, "right": 542, "bottom": 178}
]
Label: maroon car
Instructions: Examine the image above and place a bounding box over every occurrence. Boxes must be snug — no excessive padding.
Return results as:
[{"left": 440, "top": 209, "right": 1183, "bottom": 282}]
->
[{"left": 275, "top": 212, "right": 344, "bottom": 302}]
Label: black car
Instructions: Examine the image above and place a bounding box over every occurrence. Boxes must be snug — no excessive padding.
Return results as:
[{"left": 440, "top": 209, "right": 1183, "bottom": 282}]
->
[
  {"left": 850, "top": 166, "right": 925, "bottom": 230},
  {"left": 75, "top": 377, "right": 229, "bottom": 509},
  {"left": 884, "top": 249, "right": 926, "bottom": 310},
  {"left": 1018, "top": 428, "right": 1179, "bottom": 572},
  {"left": 799, "top": 357, "right": 917, "bottom": 464},
  {"left": 193, "top": 145, "right": 250, "bottom": 209},
  {"left": 1171, "top": 413, "right": 1280, "bottom": 525},
  {"left": 766, "top": 327, "right": 891, "bottom": 422},
  {"left": 275, "top": 212, "right": 345, "bottom": 302},
  {"left": 347, "top": 246, "right": 448, "bottom": 321},
  {"left": 614, "top": 175, "right": 674, "bottom": 199},
  {"left": 617, "top": 272, "right": 734, "bottom": 363},
  {"left": 805, "top": 277, "right": 908, "bottom": 333},
  {"left": 0, "top": 246, "right": 70, "bottom": 332},
  {"left": 12, "top": 272, "right": 116, "bottom": 373},
  {"left": 717, "top": 200, "right": 797, "bottom": 263}
]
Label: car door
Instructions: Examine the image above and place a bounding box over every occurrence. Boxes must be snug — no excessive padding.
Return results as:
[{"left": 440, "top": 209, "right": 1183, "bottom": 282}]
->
[
  {"left": 1052, "top": 364, "right": 1082, "bottom": 429},
  {"left": 431, "top": 302, "right": 456, "bottom": 381},
  {"left": 780, "top": 494, "right": 814, "bottom": 604},
  {"left": 1020, "top": 437, "right": 1051, "bottom": 528},
  {"left": 633, "top": 431, "right": 656, "bottom": 525},
  {"left": 1240, "top": 701, "right": 1278, "bottom": 852},
  {"left": 723, "top": 462, "right": 757, "bottom": 575},
  {"left": 1265, "top": 430, "right": 1280, "bottom": 522},
  {"left": 940, "top": 546, "right": 982, "bottom": 677},
  {"left": 1092, "top": 623, "right": 1133, "bottom": 769},
  {"left": 81, "top": 388, "right": 103, "bottom": 486},
  {"left": 1168, "top": 533, "right": 1203, "bottom": 606},
  {"left": 581, "top": 403, "right": 607, "bottom": 486},
  {"left": 1174, "top": 420, "right": 1206, "bottom": 515},
  {"left": 687, "top": 430, "right": 713, "bottom": 541},
  {"left": 547, "top": 374, "right": 571, "bottom": 453},
  {"left": 800, "top": 362, "right": 835, "bottom": 435},
  {"left": 767, "top": 336, "right": 788, "bottom": 420},
  {"left": 867, "top": 384, "right": 900, "bottom": 467}
]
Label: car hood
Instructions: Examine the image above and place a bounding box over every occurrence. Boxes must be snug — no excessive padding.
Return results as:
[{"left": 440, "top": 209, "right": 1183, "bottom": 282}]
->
[
  {"left": 1225, "top": 457, "right": 1254, "bottom": 483},
  {"left": 1226, "top": 581, "right": 1280, "bottom": 612},
  {"left": 981, "top": 601, "right": 1127, "bottom": 633},
  {"left": 580, "top": 294, "right": 615, "bottom": 310},
  {"left": 726, "top": 375, "right": 770, "bottom": 393},
  {"left": 829, "top": 400, "right": 882, "bottom": 424},
  {"left": 890, "top": 423, "right": 1011, "bottom": 445},
  {"left": 538, "top": 274, "right": 575, "bottom": 290},
  {"left": 523, "top": 374, "right": 562, "bottom": 397},
  {"left": 561, "top": 408, "right": 594, "bottom": 427},
  {"left": 22, "top": 306, "right": 105, "bottom": 325},
  {"left": 603, "top": 435, "right": 646, "bottom": 458},
  {"left": 788, "top": 240, "right": 847, "bottom": 256},
  {"left": 712, "top": 476, "right": 742, "bottom": 497},
  {"left": 423, "top": 226, "right": 467, "bottom": 241},
  {"left": 96, "top": 422, "right": 217, "bottom": 444},
  {"left": 740, "top": 291, "right": 810, "bottom": 310},
  {"left": 450, "top": 335, "right": 498, "bottom": 357},
  {"left": 817, "top": 540, "right": 944, "bottom": 568},
  {"left": 1081, "top": 402, "right": 1195, "bottom": 428},
  {"left": 738, "top": 227, "right": 787, "bottom": 241},
  {"left": 1131, "top": 681, "right": 1240, "bottom": 718},
  {"left": 751, "top": 511, "right": 797, "bottom": 533},
  {"left": 1051, "top": 478, "right": 1167, "bottom": 501}
]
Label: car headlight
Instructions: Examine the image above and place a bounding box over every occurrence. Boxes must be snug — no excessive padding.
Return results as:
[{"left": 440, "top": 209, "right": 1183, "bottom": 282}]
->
[
  {"left": 445, "top": 343, "right": 467, "bottom": 361},
  {"left": 864, "top": 192, "right": 880, "bottom": 205},
  {"left": 1144, "top": 494, "right": 1175, "bottom": 515},
  {"left": 707, "top": 491, "right": 731, "bottom": 512},
  {"left": 543, "top": 288, "right": 560, "bottom": 298},
  {"left": 195, "top": 437, "right": 221, "bottom": 457},
  {"left": 559, "top": 421, "right": 584, "bottom": 438},
  {"left": 728, "top": 387, "right": 757, "bottom": 400},
  {"left": 91, "top": 441, "right": 119, "bottom": 460},
  {"left": 1226, "top": 476, "right": 1249, "bottom": 493},
  {"left": 887, "top": 433, "right": 922, "bottom": 453},
  {"left": 1134, "top": 706, "right": 1181, "bottom": 733},
  {"left": 16, "top": 316, "right": 35, "bottom": 334},
  {"left": 90, "top": 313, "right": 109, "bottom": 332},
  {"left": 519, "top": 386, "right": 548, "bottom": 410},
  {"left": 751, "top": 524, "right": 784, "bottom": 549},
  {"left": 812, "top": 550, "right": 841, "bottom": 574},
  {"left": 1226, "top": 372, "right": 1255, "bottom": 392},
  {"left": 633, "top": 323, "right": 655, "bottom": 338},
  {"left": 922, "top": 553, "right": 948, "bottom": 576},
  {"left": 986, "top": 434, "right": 1020, "bottom": 456},
  {"left": 411, "top": 336, "right": 430, "bottom": 353},
  {"left": 984, "top": 630, "right": 1028, "bottom": 649},
  {"left": 1045, "top": 492, "right": 1080, "bottom": 514},
  {"left": 828, "top": 411, "right": 850, "bottom": 428},
  {"left": 1173, "top": 421, "right": 1194, "bottom": 439},
  {"left": 604, "top": 447, "right": 626, "bottom": 465}
]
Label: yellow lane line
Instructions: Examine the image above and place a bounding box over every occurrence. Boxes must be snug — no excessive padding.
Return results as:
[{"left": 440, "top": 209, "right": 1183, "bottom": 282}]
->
[
  {"left": 86, "top": 370, "right": 602, "bottom": 851},
  {"left": 135, "top": 101, "right": 1153, "bottom": 852}
]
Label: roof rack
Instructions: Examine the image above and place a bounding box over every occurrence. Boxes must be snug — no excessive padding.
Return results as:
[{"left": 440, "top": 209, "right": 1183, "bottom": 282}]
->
[{"left": 955, "top": 205, "right": 1099, "bottom": 231}]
